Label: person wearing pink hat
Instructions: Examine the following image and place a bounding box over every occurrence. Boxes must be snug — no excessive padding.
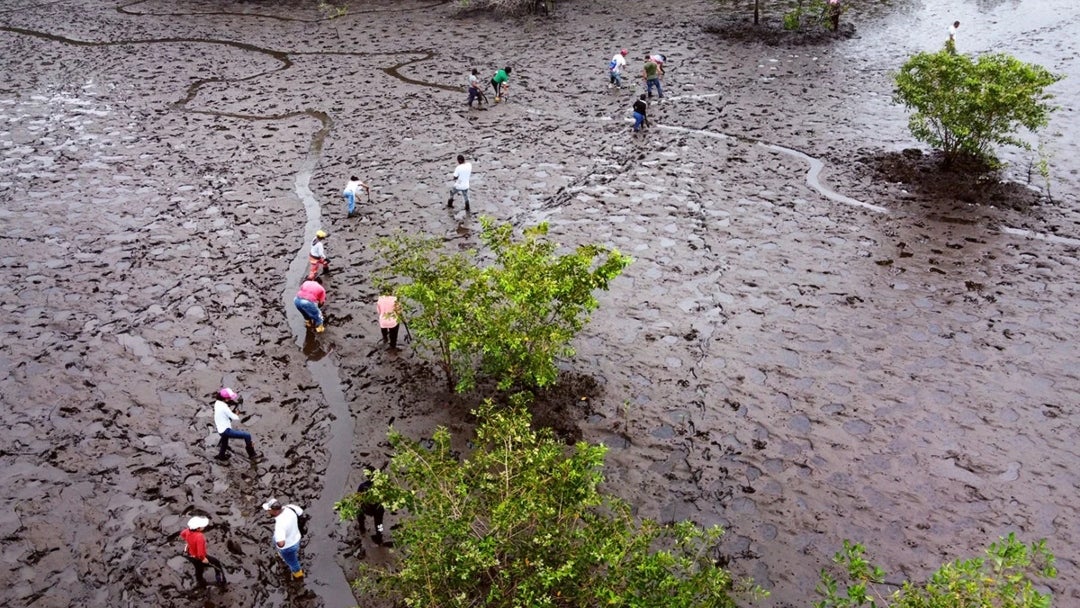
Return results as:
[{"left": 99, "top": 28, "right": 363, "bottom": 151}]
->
[
  {"left": 213, "top": 388, "right": 257, "bottom": 460},
  {"left": 179, "top": 515, "right": 227, "bottom": 587},
  {"left": 609, "top": 48, "right": 629, "bottom": 88}
]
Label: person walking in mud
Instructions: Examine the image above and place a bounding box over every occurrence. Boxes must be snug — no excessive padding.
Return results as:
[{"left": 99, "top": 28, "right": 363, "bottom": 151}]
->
[
  {"left": 643, "top": 55, "right": 663, "bottom": 100},
  {"left": 306, "top": 230, "right": 329, "bottom": 281},
  {"left": 447, "top": 154, "right": 472, "bottom": 212},
  {"left": 342, "top": 175, "right": 370, "bottom": 218},
  {"left": 376, "top": 290, "right": 401, "bottom": 349},
  {"left": 467, "top": 68, "right": 485, "bottom": 108},
  {"left": 263, "top": 499, "right": 305, "bottom": 580},
  {"left": 947, "top": 20, "right": 960, "bottom": 54},
  {"left": 632, "top": 94, "right": 648, "bottom": 133},
  {"left": 294, "top": 279, "right": 327, "bottom": 333},
  {"left": 214, "top": 388, "right": 258, "bottom": 461},
  {"left": 356, "top": 465, "right": 387, "bottom": 545},
  {"left": 491, "top": 66, "right": 511, "bottom": 102},
  {"left": 609, "top": 48, "right": 628, "bottom": 88},
  {"left": 179, "top": 515, "right": 227, "bottom": 588}
]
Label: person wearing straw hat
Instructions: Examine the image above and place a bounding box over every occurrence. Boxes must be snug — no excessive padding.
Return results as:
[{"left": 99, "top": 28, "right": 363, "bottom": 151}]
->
[
  {"left": 179, "top": 515, "right": 227, "bottom": 588},
  {"left": 263, "top": 498, "right": 305, "bottom": 579}
]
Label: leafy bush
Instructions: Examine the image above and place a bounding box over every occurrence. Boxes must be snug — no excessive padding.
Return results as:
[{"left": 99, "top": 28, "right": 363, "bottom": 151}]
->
[
  {"left": 336, "top": 400, "right": 764, "bottom": 607},
  {"left": 376, "top": 217, "right": 630, "bottom": 393},
  {"left": 894, "top": 50, "right": 1062, "bottom": 167},
  {"left": 816, "top": 535, "right": 1056, "bottom": 608}
]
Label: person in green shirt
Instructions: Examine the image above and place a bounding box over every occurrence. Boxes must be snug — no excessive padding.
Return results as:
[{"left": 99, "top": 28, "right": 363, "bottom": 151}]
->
[
  {"left": 643, "top": 55, "right": 663, "bottom": 99},
  {"left": 491, "top": 66, "right": 511, "bottom": 102}
]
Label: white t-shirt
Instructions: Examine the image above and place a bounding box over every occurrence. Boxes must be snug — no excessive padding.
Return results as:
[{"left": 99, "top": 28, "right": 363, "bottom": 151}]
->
[
  {"left": 454, "top": 162, "right": 472, "bottom": 190},
  {"left": 310, "top": 239, "right": 325, "bottom": 259},
  {"left": 948, "top": 24, "right": 958, "bottom": 40},
  {"left": 274, "top": 505, "right": 303, "bottom": 548},
  {"left": 213, "top": 400, "right": 239, "bottom": 434},
  {"left": 610, "top": 53, "right": 626, "bottom": 74},
  {"left": 468, "top": 73, "right": 480, "bottom": 89},
  {"left": 343, "top": 179, "right": 363, "bottom": 195}
]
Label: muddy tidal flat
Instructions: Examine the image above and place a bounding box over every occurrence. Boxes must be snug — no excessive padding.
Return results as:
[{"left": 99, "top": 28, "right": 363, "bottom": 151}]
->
[{"left": 1, "top": 0, "right": 1079, "bottom": 607}]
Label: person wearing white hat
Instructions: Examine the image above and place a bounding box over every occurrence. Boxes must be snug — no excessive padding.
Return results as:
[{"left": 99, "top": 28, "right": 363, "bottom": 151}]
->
[
  {"left": 179, "top": 515, "right": 227, "bottom": 587},
  {"left": 263, "top": 498, "right": 305, "bottom": 579},
  {"left": 213, "top": 388, "right": 257, "bottom": 460}
]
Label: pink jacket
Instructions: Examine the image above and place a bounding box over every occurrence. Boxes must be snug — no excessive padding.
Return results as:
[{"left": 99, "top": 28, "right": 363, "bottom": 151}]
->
[
  {"left": 377, "top": 296, "right": 399, "bottom": 329},
  {"left": 297, "top": 281, "right": 326, "bottom": 304}
]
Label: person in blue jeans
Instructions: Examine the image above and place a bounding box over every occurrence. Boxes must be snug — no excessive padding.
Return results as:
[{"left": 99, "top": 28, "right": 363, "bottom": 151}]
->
[
  {"left": 213, "top": 388, "right": 257, "bottom": 460},
  {"left": 632, "top": 94, "right": 648, "bottom": 132},
  {"left": 263, "top": 499, "right": 305, "bottom": 579},
  {"left": 643, "top": 55, "right": 663, "bottom": 99}
]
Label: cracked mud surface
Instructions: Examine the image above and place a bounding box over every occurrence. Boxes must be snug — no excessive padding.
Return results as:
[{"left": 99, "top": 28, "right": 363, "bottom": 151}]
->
[{"left": 1, "top": 0, "right": 1078, "bottom": 606}]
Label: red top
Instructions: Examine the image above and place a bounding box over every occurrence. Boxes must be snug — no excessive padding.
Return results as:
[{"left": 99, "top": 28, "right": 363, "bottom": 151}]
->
[
  {"left": 180, "top": 528, "right": 207, "bottom": 560},
  {"left": 297, "top": 280, "right": 326, "bottom": 304}
]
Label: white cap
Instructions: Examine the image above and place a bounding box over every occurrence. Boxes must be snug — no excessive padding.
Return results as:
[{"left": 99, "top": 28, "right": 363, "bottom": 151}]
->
[
  {"left": 187, "top": 516, "right": 210, "bottom": 530},
  {"left": 262, "top": 498, "right": 280, "bottom": 511}
]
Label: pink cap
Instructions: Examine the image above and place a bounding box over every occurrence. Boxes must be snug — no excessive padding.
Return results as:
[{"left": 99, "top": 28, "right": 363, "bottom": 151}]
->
[
  {"left": 218, "top": 387, "right": 238, "bottom": 401},
  {"left": 620, "top": 48, "right": 628, "bottom": 56}
]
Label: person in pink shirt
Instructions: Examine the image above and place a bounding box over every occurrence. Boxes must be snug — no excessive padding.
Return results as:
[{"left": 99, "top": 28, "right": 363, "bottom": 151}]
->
[
  {"left": 376, "top": 292, "right": 401, "bottom": 348},
  {"left": 294, "top": 280, "right": 327, "bottom": 333}
]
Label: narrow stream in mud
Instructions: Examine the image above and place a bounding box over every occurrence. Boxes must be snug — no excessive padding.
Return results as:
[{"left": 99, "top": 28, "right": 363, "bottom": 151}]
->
[{"left": 279, "top": 117, "right": 357, "bottom": 606}]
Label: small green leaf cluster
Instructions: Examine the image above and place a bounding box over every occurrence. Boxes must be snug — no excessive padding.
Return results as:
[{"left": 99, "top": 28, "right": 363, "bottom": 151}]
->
[
  {"left": 894, "top": 50, "right": 1063, "bottom": 167},
  {"left": 816, "top": 534, "right": 1056, "bottom": 608},
  {"left": 340, "top": 401, "right": 762, "bottom": 607},
  {"left": 376, "top": 218, "right": 631, "bottom": 393}
]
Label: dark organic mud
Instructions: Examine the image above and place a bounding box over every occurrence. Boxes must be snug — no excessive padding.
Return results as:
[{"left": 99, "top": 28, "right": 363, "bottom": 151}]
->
[{"left": 1, "top": 1, "right": 1078, "bottom": 607}]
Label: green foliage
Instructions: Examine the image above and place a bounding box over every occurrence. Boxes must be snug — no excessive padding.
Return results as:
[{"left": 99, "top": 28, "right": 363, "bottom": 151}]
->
[
  {"left": 317, "top": 0, "right": 347, "bottom": 19},
  {"left": 816, "top": 534, "right": 1057, "bottom": 608},
  {"left": 376, "top": 217, "right": 631, "bottom": 393},
  {"left": 337, "top": 401, "right": 763, "bottom": 607},
  {"left": 894, "top": 50, "right": 1063, "bottom": 167}
]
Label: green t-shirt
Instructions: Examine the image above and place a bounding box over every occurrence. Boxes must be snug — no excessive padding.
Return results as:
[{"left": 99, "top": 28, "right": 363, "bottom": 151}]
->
[
  {"left": 493, "top": 69, "right": 509, "bottom": 85},
  {"left": 644, "top": 60, "right": 659, "bottom": 79}
]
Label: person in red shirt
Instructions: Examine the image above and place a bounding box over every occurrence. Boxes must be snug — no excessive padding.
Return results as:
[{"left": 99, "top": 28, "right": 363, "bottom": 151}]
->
[
  {"left": 294, "top": 279, "right": 327, "bottom": 333},
  {"left": 180, "top": 516, "right": 227, "bottom": 588}
]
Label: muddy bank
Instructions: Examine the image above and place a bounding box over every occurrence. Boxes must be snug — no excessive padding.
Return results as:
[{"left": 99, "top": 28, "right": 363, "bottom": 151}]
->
[{"left": 1, "top": 0, "right": 1078, "bottom": 607}]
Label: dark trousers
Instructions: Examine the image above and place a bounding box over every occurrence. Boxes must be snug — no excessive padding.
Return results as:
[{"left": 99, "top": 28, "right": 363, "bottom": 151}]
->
[
  {"left": 358, "top": 503, "right": 386, "bottom": 541},
  {"left": 217, "top": 428, "right": 254, "bottom": 458},
  {"left": 468, "top": 87, "right": 481, "bottom": 106},
  {"left": 491, "top": 78, "right": 503, "bottom": 98},
  {"left": 185, "top": 555, "right": 227, "bottom": 587},
  {"left": 381, "top": 325, "right": 400, "bottom": 348}
]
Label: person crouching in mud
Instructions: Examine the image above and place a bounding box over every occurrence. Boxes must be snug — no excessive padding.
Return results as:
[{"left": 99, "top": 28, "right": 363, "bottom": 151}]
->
[
  {"left": 491, "top": 66, "right": 511, "bottom": 102},
  {"left": 356, "top": 465, "right": 387, "bottom": 545},
  {"left": 294, "top": 279, "right": 327, "bottom": 333}
]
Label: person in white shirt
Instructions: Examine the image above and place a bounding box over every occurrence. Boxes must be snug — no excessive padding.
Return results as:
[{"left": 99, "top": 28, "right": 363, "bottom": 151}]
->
[
  {"left": 213, "top": 388, "right": 257, "bottom": 460},
  {"left": 446, "top": 154, "right": 472, "bottom": 212},
  {"left": 342, "top": 175, "right": 370, "bottom": 218},
  {"left": 947, "top": 20, "right": 960, "bottom": 54},
  {"left": 467, "top": 68, "right": 484, "bottom": 108},
  {"left": 609, "top": 48, "right": 628, "bottom": 88},
  {"left": 306, "top": 230, "right": 329, "bottom": 281},
  {"left": 263, "top": 499, "right": 305, "bottom": 579}
]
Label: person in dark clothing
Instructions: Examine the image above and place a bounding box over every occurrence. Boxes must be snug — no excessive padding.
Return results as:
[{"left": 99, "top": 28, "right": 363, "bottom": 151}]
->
[
  {"left": 632, "top": 94, "right": 648, "bottom": 133},
  {"left": 180, "top": 516, "right": 227, "bottom": 588},
  {"left": 356, "top": 466, "right": 387, "bottom": 544}
]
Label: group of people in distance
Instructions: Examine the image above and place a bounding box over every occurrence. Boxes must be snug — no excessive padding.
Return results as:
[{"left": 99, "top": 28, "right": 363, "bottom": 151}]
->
[{"left": 609, "top": 50, "right": 666, "bottom": 133}]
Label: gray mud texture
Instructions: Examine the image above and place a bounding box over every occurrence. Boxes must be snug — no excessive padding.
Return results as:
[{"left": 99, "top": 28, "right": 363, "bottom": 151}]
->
[{"left": 1, "top": 0, "right": 1078, "bottom": 607}]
